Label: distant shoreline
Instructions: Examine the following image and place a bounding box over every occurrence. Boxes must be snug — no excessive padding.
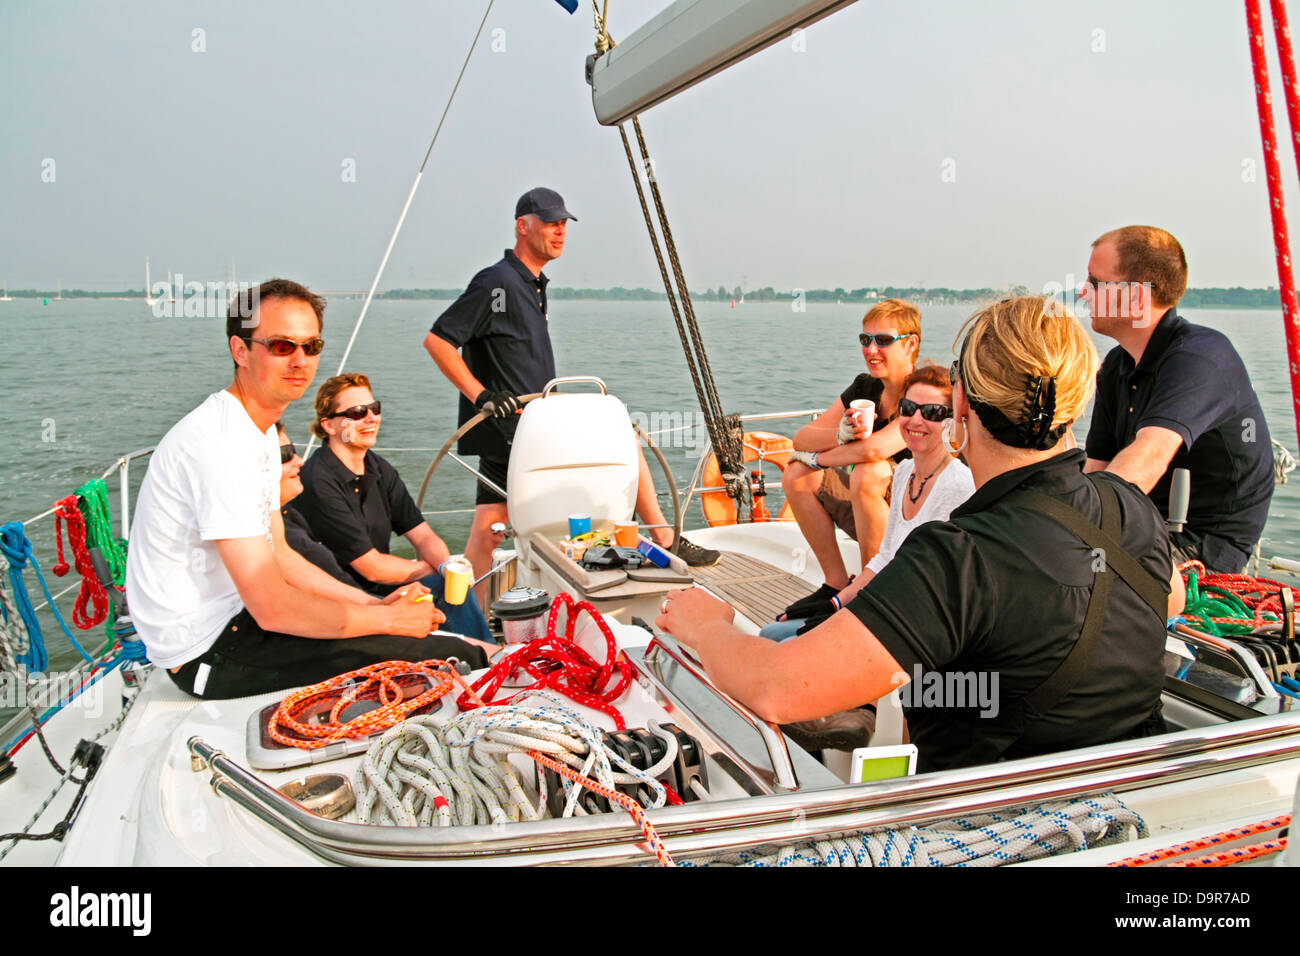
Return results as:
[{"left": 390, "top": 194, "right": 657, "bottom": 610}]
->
[{"left": 1, "top": 286, "right": 1284, "bottom": 309}]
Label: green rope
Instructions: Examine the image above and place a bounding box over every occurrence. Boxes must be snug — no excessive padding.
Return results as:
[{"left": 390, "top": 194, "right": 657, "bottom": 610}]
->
[
  {"left": 74, "top": 479, "right": 126, "bottom": 586},
  {"left": 1181, "top": 570, "right": 1278, "bottom": 637},
  {"left": 72, "top": 478, "right": 128, "bottom": 647}
]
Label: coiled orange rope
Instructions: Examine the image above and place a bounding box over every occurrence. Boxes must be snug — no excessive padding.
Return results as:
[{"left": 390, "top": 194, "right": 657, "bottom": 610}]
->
[
  {"left": 1164, "top": 838, "right": 1287, "bottom": 867},
  {"left": 1106, "top": 813, "right": 1289, "bottom": 867},
  {"left": 267, "top": 660, "right": 456, "bottom": 749}
]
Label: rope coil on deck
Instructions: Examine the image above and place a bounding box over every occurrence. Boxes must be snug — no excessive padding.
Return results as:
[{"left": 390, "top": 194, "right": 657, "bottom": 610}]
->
[
  {"left": 266, "top": 660, "right": 458, "bottom": 750},
  {"left": 683, "top": 795, "right": 1147, "bottom": 867},
  {"left": 354, "top": 690, "right": 678, "bottom": 865},
  {"left": 458, "top": 592, "right": 634, "bottom": 727}
]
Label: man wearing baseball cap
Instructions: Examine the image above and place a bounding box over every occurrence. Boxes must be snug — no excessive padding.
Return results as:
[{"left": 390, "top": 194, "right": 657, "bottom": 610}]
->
[{"left": 424, "top": 188, "right": 719, "bottom": 595}]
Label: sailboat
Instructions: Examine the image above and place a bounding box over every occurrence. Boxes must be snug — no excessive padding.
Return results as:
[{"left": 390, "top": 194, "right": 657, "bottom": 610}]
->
[
  {"left": 2, "top": 1, "right": 1298, "bottom": 869},
  {"left": 143, "top": 257, "right": 158, "bottom": 308},
  {"left": 0, "top": 281, "right": 12, "bottom": 302}
]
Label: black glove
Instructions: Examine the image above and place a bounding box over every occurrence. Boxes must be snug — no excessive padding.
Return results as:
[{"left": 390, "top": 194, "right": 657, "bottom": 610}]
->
[{"left": 474, "top": 389, "right": 520, "bottom": 419}]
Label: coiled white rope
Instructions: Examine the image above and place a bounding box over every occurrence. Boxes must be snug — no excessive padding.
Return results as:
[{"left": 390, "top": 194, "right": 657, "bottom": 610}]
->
[
  {"left": 683, "top": 794, "right": 1146, "bottom": 867},
  {"left": 0, "top": 577, "right": 26, "bottom": 675},
  {"left": 355, "top": 691, "right": 679, "bottom": 827},
  {"left": 1273, "top": 439, "right": 1297, "bottom": 485}
]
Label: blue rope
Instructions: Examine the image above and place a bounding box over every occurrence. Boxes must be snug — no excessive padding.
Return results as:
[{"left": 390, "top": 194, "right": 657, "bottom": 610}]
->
[
  {"left": 116, "top": 636, "right": 148, "bottom": 663},
  {"left": 0, "top": 520, "right": 95, "bottom": 670}
]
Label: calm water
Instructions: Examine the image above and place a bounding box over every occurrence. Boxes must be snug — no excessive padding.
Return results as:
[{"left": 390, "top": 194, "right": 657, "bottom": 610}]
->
[{"left": 3, "top": 297, "right": 1300, "bottom": 675}]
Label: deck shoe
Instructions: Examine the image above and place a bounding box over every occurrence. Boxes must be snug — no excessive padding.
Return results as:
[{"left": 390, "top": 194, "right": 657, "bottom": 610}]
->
[
  {"left": 782, "top": 706, "right": 877, "bottom": 753},
  {"left": 778, "top": 582, "right": 839, "bottom": 621},
  {"left": 674, "top": 537, "right": 721, "bottom": 567}
]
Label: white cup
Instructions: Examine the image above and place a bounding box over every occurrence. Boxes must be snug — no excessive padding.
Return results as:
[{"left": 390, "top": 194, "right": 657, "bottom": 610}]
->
[{"left": 848, "top": 399, "right": 876, "bottom": 437}]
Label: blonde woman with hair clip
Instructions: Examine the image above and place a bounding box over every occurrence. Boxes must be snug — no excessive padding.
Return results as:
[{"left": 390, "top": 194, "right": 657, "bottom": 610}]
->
[{"left": 657, "top": 297, "right": 1186, "bottom": 772}]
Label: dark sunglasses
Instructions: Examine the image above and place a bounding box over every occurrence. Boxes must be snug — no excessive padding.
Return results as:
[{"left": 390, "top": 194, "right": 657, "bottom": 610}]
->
[
  {"left": 279, "top": 442, "right": 297, "bottom": 464},
  {"left": 859, "top": 332, "right": 915, "bottom": 349},
  {"left": 329, "top": 400, "right": 382, "bottom": 421},
  {"left": 245, "top": 335, "right": 326, "bottom": 357},
  {"left": 950, "top": 359, "right": 961, "bottom": 388},
  {"left": 898, "top": 397, "right": 953, "bottom": 422}
]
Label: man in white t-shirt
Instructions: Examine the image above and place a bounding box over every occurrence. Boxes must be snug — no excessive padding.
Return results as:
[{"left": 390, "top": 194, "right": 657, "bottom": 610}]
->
[{"left": 125, "top": 278, "right": 492, "bottom": 699}]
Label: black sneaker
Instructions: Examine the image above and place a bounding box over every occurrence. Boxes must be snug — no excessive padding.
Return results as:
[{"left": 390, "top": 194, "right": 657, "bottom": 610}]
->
[
  {"left": 673, "top": 536, "right": 721, "bottom": 567},
  {"left": 782, "top": 706, "right": 877, "bottom": 753}
]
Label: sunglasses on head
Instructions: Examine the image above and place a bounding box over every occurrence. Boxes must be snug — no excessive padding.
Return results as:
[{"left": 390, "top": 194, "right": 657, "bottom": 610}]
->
[
  {"left": 899, "top": 397, "right": 953, "bottom": 422},
  {"left": 859, "top": 332, "right": 914, "bottom": 349},
  {"left": 279, "top": 441, "right": 297, "bottom": 464},
  {"left": 245, "top": 335, "right": 325, "bottom": 357},
  {"left": 330, "top": 400, "right": 382, "bottom": 421}
]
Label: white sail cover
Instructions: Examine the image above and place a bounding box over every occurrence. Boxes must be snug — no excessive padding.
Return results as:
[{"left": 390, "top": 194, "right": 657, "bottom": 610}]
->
[{"left": 589, "top": 0, "right": 858, "bottom": 126}]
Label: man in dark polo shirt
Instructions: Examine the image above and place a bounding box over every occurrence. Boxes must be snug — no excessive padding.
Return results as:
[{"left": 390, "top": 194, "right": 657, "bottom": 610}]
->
[
  {"left": 1082, "top": 225, "right": 1273, "bottom": 573},
  {"left": 423, "top": 187, "right": 718, "bottom": 593}
]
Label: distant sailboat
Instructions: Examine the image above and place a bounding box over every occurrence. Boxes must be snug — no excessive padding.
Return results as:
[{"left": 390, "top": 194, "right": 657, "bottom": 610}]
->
[
  {"left": 0, "top": 280, "right": 12, "bottom": 302},
  {"left": 166, "top": 269, "right": 176, "bottom": 303},
  {"left": 55, "top": 281, "right": 62, "bottom": 301},
  {"left": 144, "top": 257, "right": 158, "bottom": 308}
]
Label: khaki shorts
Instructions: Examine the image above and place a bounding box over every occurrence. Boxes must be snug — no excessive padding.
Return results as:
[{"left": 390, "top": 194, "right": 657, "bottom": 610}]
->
[
  {"left": 814, "top": 462, "right": 895, "bottom": 541},
  {"left": 815, "top": 466, "right": 857, "bottom": 539}
]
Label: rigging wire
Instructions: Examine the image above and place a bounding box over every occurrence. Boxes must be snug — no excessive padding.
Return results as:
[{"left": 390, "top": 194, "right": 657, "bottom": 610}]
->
[{"left": 305, "top": 0, "right": 496, "bottom": 457}]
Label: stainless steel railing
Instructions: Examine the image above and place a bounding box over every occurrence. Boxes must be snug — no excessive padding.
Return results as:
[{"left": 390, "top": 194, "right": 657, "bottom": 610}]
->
[{"left": 188, "top": 705, "right": 1300, "bottom": 866}]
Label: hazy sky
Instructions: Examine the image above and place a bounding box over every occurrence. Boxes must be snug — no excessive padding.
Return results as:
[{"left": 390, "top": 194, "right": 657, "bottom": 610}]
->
[{"left": 3, "top": 0, "right": 1299, "bottom": 292}]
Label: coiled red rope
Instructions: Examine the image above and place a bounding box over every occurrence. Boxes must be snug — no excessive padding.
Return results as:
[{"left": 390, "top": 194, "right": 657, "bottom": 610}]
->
[
  {"left": 458, "top": 592, "right": 633, "bottom": 728},
  {"left": 1246, "top": 0, "right": 1300, "bottom": 449},
  {"left": 51, "top": 495, "right": 109, "bottom": 630}
]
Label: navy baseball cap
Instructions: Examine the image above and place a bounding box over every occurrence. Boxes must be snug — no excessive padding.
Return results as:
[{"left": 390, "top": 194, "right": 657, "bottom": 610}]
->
[{"left": 515, "top": 187, "right": 577, "bottom": 222}]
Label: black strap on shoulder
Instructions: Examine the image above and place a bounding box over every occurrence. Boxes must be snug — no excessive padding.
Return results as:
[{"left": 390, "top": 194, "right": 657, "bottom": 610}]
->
[{"left": 1013, "top": 474, "right": 1169, "bottom": 717}]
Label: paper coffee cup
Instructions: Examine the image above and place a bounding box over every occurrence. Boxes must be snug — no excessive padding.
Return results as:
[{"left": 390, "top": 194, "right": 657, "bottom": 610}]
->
[
  {"left": 443, "top": 559, "right": 472, "bottom": 605},
  {"left": 614, "top": 521, "right": 639, "bottom": 547},
  {"left": 848, "top": 399, "right": 875, "bottom": 437},
  {"left": 568, "top": 513, "right": 592, "bottom": 538}
]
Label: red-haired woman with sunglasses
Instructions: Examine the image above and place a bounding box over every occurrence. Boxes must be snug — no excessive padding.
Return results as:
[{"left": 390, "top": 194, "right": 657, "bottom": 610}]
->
[
  {"left": 767, "top": 363, "right": 974, "bottom": 643},
  {"left": 292, "top": 374, "right": 494, "bottom": 642}
]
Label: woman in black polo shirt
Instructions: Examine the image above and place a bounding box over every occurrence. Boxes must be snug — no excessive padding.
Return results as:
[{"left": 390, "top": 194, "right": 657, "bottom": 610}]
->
[
  {"left": 291, "top": 373, "right": 493, "bottom": 643},
  {"left": 658, "top": 297, "right": 1186, "bottom": 773}
]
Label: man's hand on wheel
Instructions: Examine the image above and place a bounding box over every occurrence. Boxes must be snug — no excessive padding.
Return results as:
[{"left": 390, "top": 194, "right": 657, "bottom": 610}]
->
[{"left": 474, "top": 389, "right": 521, "bottom": 419}]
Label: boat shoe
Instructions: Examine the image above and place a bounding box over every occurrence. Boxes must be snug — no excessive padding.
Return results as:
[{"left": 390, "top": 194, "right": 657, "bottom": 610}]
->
[
  {"left": 673, "top": 536, "right": 721, "bottom": 567},
  {"left": 782, "top": 706, "right": 877, "bottom": 752}
]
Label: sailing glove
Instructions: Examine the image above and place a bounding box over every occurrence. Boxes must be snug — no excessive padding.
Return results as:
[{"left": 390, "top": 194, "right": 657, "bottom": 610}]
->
[
  {"left": 837, "top": 414, "right": 858, "bottom": 444},
  {"left": 474, "top": 389, "right": 521, "bottom": 419},
  {"left": 788, "top": 450, "right": 824, "bottom": 469}
]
